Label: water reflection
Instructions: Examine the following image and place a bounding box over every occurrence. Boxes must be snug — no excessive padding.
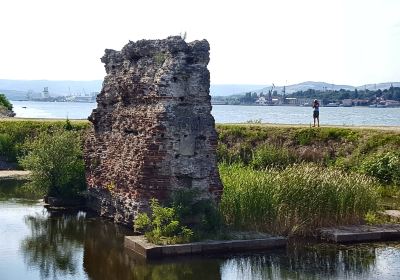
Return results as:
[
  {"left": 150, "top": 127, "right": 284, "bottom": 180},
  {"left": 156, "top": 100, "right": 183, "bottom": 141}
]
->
[
  {"left": 2, "top": 199, "right": 399, "bottom": 280},
  {"left": 222, "top": 243, "right": 376, "bottom": 279},
  {"left": 21, "top": 210, "right": 86, "bottom": 279}
]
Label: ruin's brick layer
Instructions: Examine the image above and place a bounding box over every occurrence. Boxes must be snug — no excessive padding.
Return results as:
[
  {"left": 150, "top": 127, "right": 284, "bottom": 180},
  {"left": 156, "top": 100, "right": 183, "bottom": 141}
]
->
[{"left": 84, "top": 36, "right": 222, "bottom": 225}]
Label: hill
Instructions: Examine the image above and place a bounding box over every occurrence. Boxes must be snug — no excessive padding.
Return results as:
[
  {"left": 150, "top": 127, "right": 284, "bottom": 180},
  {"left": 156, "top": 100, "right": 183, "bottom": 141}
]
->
[
  {"left": 0, "top": 79, "right": 267, "bottom": 99},
  {"left": 1, "top": 79, "right": 400, "bottom": 100}
]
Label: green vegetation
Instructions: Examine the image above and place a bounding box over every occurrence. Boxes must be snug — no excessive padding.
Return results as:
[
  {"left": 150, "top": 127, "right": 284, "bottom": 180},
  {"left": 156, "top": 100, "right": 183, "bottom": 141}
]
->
[
  {"left": 360, "top": 151, "right": 400, "bottom": 185},
  {"left": 1, "top": 119, "right": 399, "bottom": 238},
  {"left": 0, "top": 119, "right": 89, "bottom": 163},
  {"left": 154, "top": 52, "right": 167, "bottom": 65},
  {"left": 18, "top": 129, "right": 86, "bottom": 198},
  {"left": 220, "top": 163, "right": 380, "bottom": 236},
  {"left": 134, "top": 189, "right": 224, "bottom": 244},
  {"left": 135, "top": 198, "right": 194, "bottom": 245},
  {"left": 289, "top": 86, "right": 400, "bottom": 105},
  {"left": 217, "top": 124, "right": 399, "bottom": 182},
  {"left": 0, "top": 94, "right": 13, "bottom": 111},
  {"left": 219, "top": 86, "right": 400, "bottom": 106}
]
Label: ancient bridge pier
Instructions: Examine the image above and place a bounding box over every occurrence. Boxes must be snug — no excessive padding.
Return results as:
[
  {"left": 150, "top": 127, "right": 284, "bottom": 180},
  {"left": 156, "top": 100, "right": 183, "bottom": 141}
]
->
[{"left": 84, "top": 36, "right": 222, "bottom": 225}]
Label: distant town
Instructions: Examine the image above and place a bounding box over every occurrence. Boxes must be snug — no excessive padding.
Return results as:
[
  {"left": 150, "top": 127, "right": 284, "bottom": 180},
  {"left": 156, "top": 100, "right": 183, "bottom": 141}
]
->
[
  {"left": 4, "top": 82, "right": 400, "bottom": 108},
  {"left": 212, "top": 84, "right": 400, "bottom": 107},
  {"left": 23, "top": 87, "right": 98, "bottom": 103}
]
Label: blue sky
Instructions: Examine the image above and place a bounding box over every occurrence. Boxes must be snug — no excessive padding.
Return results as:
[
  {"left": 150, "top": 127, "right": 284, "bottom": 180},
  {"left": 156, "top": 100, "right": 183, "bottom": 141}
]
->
[{"left": 0, "top": 0, "right": 399, "bottom": 86}]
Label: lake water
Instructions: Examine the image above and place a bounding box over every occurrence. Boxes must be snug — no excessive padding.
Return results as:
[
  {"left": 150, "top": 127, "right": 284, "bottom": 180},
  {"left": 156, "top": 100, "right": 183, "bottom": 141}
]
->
[
  {"left": 1, "top": 181, "right": 400, "bottom": 280},
  {"left": 10, "top": 101, "right": 400, "bottom": 126}
]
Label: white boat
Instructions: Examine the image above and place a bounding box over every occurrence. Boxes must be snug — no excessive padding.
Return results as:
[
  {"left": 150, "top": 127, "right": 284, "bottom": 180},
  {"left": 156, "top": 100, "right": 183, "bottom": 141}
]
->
[{"left": 325, "top": 103, "right": 339, "bottom": 107}]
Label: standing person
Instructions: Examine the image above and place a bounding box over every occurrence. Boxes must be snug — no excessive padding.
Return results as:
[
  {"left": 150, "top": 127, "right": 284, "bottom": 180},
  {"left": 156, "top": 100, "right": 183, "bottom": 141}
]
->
[{"left": 312, "top": 99, "right": 320, "bottom": 127}]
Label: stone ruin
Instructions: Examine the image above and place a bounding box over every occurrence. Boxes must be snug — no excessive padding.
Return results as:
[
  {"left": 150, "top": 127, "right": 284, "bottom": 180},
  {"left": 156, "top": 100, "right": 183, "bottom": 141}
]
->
[{"left": 84, "top": 36, "right": 222, "bottom": 225}]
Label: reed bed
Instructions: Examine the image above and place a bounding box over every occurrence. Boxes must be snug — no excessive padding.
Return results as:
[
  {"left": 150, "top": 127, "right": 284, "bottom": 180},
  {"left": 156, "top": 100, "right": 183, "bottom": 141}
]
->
[{"left": 219, "top": 163, "right": 380, "bottom": 236}]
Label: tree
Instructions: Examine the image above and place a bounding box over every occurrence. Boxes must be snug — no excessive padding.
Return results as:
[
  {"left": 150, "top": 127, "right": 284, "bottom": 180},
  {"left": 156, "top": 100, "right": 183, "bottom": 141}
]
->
[
  {"left": 19, "top": 129, "right": 86, "bottom": 198},
  {"left": 0, "top": 94, "right": 13, "bottom": 110}
]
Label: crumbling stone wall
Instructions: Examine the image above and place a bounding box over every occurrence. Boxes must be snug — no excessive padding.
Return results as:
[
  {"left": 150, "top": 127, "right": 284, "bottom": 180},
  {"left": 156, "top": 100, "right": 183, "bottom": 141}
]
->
[{"left": 84, "top": 36, "right": 222, "bottom": 225}]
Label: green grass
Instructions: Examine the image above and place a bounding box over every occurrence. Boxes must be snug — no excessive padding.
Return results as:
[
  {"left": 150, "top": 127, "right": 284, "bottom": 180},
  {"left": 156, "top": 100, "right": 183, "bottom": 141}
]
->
[
  {"left": 220, "top": 163, "right": 380, "bottom": 236},
  {"left": 0, "top": 119, "right": 89, "bottom": 162}
]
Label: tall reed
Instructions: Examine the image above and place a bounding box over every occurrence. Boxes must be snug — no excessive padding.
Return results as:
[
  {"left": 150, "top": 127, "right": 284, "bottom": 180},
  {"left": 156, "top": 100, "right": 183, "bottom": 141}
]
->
[{"left": 220, "top": 163, "right": 380, "bottom": 236}]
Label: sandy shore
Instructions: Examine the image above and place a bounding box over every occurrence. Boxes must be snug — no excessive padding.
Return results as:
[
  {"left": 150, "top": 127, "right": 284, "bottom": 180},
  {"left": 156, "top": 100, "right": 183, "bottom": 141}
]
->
[{"left": 0, "top": 170, "right": 31, "bottom": 180}]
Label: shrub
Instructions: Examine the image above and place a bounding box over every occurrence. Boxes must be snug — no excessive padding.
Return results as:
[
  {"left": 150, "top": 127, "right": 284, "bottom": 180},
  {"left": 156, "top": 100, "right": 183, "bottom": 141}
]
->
[
  {"left": 360, "top": 151, "right": 400, "bottom": 185},
  {"left": 0, "top": 94, "right": 13, "bottom": 110},
  {"left": 295, "top": 128, "right": 317, "bottom": 145},
  {"left": 0, "top": 133, "right": 13, "bottom": 157},
  {"left": 220, "top": 163, "right": 380, "bottom": 236},
  {"left": 0, "top": 119, "right": 89, "bottom": 162},
  {"left": 250, "top": 144, "right": 295, "bottom": 169},
  {"left": 18, "top": 129, "right": 86, "bottom": 198},
  {"left": 134, "top": 198, "right": 194, "bottom": 245},
  {"left": 134, "top": 189, "right": 225, "bottom": 244},
  {"left": 170, "top": 189, "right": 224, "bottom": 239}
]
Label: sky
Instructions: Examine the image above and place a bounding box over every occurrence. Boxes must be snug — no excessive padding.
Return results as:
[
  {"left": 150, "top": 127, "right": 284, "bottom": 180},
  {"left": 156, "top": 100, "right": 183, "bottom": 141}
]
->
[{"left": 0, "top": 0, "right": 399, "bottom": 86}]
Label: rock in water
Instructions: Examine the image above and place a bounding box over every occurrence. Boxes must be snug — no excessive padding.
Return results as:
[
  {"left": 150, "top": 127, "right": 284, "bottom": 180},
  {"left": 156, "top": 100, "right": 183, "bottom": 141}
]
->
[{"left": 84, "top": 36, "right": 222, "bottom": 225}]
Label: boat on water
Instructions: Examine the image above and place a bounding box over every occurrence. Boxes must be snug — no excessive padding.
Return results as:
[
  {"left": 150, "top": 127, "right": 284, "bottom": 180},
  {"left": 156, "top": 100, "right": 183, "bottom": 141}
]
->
[
  {"left": 369, "top": 104, "right": 387, "bottom": 108},
  {"left": 325, "top": 103, "right": 339, "bottom": 107}
]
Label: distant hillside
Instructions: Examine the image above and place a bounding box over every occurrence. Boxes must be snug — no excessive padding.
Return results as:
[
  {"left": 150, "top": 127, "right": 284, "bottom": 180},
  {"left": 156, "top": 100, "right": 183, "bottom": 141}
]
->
[
  {"left": 1, "top": 79, "right": 399, "bottom": 100},
  {"left": 357, "top": 82, "right": 400, "bottom": 91},
  {"left": 256, "top": 82, "right": 355, "bottom": 95},
  {"left": 0, "top": 89, "right": 29, "bottom": 101},
  {"left": 254, "top": 81, "right": 400, "bottom": 95},
  {"left": 0, "top": 79, "right": 103, "bottom": 99},
  {"left": 210, "top": 84, "right": 268, "bottom": 96},
  {"left": 0, "top": 79, "right": 267, "bottom": 100}
]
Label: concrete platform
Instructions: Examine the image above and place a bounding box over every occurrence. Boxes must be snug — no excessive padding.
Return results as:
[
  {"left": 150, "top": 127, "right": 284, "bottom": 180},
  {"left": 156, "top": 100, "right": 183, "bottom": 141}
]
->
[
  {"left": 381, "top": 210, "right": 400, "bottom": 221},
  {"left": 320, "top": 224, "right": 400, "bottom": 243},
  {"left": 124, "top": 235, "right": 287, "bottom": 259}
]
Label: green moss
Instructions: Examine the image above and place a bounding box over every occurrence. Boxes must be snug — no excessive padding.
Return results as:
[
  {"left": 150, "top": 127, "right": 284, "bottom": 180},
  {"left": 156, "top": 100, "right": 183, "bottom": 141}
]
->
[{"left": 153, "top": 52, "right": 167, "bottom": 65}]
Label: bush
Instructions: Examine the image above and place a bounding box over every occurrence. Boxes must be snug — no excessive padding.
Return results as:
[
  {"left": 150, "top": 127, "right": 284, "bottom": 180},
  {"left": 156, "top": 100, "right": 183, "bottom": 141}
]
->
[
  {"left": 360, "top": 151, "right": 400, "bottom": 185},
  {"left": 0, "top": 94, "right": 12, "bottom": 110},
  {"left": 0, "top": 119, "right": 89, "bottom": 162},
  {"left": 0, "top": 133, "right": 13, "bottom": 157},
  {"left": 134, "top": 189, "right": 225, "bottom": 244},
  {"left": 170, "top": 189, "right": 224, "bottom": 239},
  {"left": 220, "top": 163, "right": 380, "bottom": 236},
  {"left": 18, "top": 129, "right": 86, "bottom": 198},
  {"left": 134, "top": 198, "right": 194, "bottom": 245}
]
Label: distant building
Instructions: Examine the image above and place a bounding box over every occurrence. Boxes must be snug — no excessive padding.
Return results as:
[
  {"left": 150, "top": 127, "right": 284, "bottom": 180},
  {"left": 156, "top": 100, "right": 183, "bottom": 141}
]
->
[
  {"left": 385, "top": 100, "right": 400, "bottom": 107},
  {"left": 342, "top": 99, "right": 353, "bottom": 107},
  {"left": 353, "top": 99, "right": 369, "bottom": 106},
  {"left": 42, "top": 87, "right": 50, "bottom": 99}
]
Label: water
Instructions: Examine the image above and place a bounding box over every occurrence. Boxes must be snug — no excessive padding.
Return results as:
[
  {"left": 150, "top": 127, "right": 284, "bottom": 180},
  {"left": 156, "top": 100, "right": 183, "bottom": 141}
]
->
[
  {"left": 10, "top": 101, "right": 400, "bottom": 126},
  {"left": 1, "top": 184, "right": 400, "bottom": 280}
]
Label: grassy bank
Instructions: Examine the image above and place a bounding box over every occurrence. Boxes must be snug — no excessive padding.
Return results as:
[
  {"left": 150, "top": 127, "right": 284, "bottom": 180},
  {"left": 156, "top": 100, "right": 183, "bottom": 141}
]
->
[
  {"left": 1, "top": 119, "right": 399, "bottom": 236},
  {"left": 0, "top": 119, "right": 89, "bottom": 164},
  {"left": 217, "top": 124, "right": 400, "bottom": 185}
]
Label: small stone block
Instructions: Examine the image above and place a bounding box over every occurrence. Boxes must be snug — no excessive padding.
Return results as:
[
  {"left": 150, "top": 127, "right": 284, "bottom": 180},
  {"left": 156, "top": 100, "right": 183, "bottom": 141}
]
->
[{"left": 320, "top": 224, "right": 400, "bottom": 243}]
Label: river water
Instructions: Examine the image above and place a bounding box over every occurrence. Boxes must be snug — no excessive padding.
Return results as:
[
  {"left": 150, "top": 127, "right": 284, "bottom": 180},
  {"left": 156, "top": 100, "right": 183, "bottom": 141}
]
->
[
  {"left": 1, "top": 182, "right": 400, "bottom": 280},
  {"left": 10, "top": 100, "right": 400, "bottom": 126}
]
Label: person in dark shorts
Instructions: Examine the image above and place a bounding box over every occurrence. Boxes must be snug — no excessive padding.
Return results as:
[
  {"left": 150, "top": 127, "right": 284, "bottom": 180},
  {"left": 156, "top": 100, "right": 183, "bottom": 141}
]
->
[{"left": 312, "top": 99, "right": 320, "bottom": 127}]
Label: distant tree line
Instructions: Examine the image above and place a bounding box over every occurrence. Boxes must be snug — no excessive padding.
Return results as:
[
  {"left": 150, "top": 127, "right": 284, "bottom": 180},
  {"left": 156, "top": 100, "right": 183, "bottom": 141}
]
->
[
  {"left": 240, "top": 92, "right": 259, "bottom": 104},
  {"left": 288, "top": 86, "right": 400, "bottom": 105}
]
